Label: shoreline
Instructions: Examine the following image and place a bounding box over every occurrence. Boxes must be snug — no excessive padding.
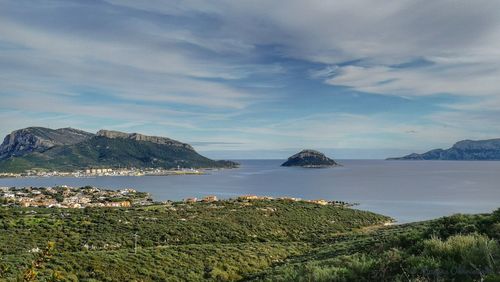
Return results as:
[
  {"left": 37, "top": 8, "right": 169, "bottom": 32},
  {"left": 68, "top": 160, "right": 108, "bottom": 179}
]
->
[
  {"left": 0, "top": 166, "right": 240, "bottom": 179},
  {"left": 0, "top": 185, "right": 358, "bottom": 210}
]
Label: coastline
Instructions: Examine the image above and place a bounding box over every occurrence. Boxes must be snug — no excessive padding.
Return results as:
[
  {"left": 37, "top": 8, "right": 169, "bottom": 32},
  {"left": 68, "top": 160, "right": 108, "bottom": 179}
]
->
[
  {"left": 0, "top": 185, "right": 357, "bottom": 210},
  {"left": 2, "top": 159, "right": 500, "bottom": 224},
  {"left": 0, "top": 165, "right": 241, "bottom": 178}
]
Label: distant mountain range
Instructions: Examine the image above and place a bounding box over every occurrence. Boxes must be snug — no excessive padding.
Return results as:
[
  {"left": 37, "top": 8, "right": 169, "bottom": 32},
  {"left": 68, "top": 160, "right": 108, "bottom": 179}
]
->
[
  {"left": 0, "top": 127, "right": 237, "bottom": 172},
  {"left": 388, "top": 138, "right": 500, "bottom": 160}
]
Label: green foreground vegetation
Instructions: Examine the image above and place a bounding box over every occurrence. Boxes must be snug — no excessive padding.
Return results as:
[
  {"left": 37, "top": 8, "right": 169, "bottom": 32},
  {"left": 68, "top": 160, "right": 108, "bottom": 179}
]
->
[{"left": 0, "top": 199, "right": 498, "bottom": 281}]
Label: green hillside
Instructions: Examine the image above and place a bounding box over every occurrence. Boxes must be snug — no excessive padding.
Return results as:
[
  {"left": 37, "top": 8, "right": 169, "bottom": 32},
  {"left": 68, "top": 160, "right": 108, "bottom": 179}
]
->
[
  {"left": 0, "top": 199, "right": 498, "bottom": 281},
  {"left": 251, "top": 210, "right": 500, "bottom": 281},
  {"left": 0, "top": 136, "right": 237, "bottom": 172},
  {"left": 0, "top": 199, "right": 389, "bottom": 281}
]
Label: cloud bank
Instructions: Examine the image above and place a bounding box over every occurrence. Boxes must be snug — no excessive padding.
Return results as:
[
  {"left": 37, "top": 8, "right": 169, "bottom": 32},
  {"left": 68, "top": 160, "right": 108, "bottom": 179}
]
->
[{"left": 1, "top": 0, "right": 500, "bottom": 158}]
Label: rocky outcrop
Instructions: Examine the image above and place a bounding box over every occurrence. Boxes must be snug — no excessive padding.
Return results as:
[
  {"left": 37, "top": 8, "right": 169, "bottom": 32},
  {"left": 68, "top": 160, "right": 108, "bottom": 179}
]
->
[
  {"left": 387, "top": 138, "right": 500, "bottom": 160},
  {"left": 96, "top": 130, "right": 194, "bottom": 150},
  {"left": 281, "top": 150, "right": 339, "bottom": 168},
  {"left": 0, "top": 127, "right": 94, "bottom": 159}
]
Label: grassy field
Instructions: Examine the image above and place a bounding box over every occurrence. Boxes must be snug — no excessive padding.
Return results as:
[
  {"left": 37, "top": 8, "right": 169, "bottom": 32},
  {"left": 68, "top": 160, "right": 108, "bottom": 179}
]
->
[{"left": 0, "top": 200, "right": 498, "bottom": 281}]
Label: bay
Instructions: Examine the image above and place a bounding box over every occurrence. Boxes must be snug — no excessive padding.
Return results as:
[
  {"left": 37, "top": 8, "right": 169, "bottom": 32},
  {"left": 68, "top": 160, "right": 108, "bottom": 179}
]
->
[{"left": 1, "top": 159, "right": 499, "bottom": 223}]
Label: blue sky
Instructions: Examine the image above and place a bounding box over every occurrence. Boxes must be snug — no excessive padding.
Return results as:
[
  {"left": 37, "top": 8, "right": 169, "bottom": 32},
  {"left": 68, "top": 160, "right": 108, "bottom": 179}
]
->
[{"left": 1, "top": 0, "right": 500, "bottom": 159}]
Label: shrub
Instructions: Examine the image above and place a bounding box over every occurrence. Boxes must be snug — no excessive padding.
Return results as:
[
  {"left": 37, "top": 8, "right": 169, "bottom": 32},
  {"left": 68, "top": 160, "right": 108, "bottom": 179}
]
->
[{"left": 423, "top": 234, "right": 499, "bottom": 280}]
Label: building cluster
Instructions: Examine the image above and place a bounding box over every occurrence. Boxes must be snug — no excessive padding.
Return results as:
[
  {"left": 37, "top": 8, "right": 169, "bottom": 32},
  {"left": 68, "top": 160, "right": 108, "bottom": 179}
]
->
[
  {"left": 0, "top": 186, "right": 353, "bottom": 209},
  {"left": 183, "top": 194, "right": 351, "bottom": 207},
  {"left": 237, "top": 195, "right": 334, "bottom": 205},
  {"left": 237, "top": 195, "right": 275, "bottom": 201},
  {"left": 0, "top": 167, "right": 204, "bottom": 178},
  {"left": 0, "top": 172, "right": 18, "bottom": 178},
  {"left": 85, "top": 168, "right": 113, "bottom": 174},
  {"left": 183, "top": 195, "right": 219, "bottom": 203},
  {"left": 0, "top": 186, "right": 152, "bottom": 208}
]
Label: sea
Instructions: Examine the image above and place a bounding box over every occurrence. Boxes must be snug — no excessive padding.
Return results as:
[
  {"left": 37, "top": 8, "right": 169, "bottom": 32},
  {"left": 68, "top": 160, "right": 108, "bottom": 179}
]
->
[{"left": 1, "top": 159, "right": 499, "bottom": 223}]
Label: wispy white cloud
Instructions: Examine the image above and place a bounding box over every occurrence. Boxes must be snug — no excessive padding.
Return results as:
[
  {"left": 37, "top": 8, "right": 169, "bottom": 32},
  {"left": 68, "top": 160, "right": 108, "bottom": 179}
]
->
[
  {"left": 0, "top": 20, "right": 257, "bottom": 108},
  {"left": 325, "top": 60, "right": 500, "bottom": 98},
  {"left": 2, "top": 0, "right": 500, "bottom": 157},
  {"left": 98, "top": 1, "right": 500, "bottom": 99},
  {"left": 192, "top": 112, "right": 480, "bottom": 152}
]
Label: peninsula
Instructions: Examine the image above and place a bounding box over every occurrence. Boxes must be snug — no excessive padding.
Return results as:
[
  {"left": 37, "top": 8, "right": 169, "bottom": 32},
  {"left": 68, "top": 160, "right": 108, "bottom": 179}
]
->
[{"left": 0, "top": 127, "right": 238, "bottom": 173}]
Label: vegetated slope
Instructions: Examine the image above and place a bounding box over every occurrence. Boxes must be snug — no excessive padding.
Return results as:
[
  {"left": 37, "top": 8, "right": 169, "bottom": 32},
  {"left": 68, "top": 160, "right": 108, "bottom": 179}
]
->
[
  {"left": 0, "top": 135, "right": 237, "bottom": 172},
  {"left": 1, "top": 199, "right": 498, "bottom": 281},
  {"left": 0, "top": 199, "right": 389, "bottom": 280},
  {"left": 388, "top": 138, "right": 500, "bottom": 160},
  {"left": 249, "top": 209, "right": 500, "bottom": 281},
  {"left": 0, "top": 127, "right": 94, "bottom": 159}
]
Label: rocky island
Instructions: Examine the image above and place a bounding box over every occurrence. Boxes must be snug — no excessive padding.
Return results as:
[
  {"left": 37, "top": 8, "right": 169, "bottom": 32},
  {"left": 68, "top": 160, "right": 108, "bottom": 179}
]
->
[
  {"left": 388, "top": 138, "right": 500, "bottom": 160},
  {"left": 281, "top": 149, "right": 339, "bottom": 168}
]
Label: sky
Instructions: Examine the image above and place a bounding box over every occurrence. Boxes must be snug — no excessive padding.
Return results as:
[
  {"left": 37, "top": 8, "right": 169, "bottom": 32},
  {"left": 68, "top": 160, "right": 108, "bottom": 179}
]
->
[{"left": 1, "top": 0, "right": 500, "bottom": 159}]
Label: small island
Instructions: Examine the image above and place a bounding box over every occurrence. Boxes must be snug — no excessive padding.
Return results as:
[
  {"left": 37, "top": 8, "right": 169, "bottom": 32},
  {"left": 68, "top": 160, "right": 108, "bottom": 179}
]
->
[{"left": 281, "top": 149, "right": 339, "bottom": 168}]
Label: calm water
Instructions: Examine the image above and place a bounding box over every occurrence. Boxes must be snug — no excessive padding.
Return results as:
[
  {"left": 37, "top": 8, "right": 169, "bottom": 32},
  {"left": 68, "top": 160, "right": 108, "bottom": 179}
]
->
[{"left": 1, "top": 160, "right": 499, "bottom": 223}]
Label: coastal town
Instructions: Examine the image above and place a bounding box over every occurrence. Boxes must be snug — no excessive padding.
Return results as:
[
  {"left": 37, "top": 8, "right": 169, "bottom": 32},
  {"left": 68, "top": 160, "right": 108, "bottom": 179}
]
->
[
  {"left": 0, "top": 167, "right": 205, "bottom": 178},
  {"left": 0, "top": 186, "right": 153, "bottom": 208},
  {"left": 0, "top": 185, "right": 354, "bottom": 209},
  {"left": 184, "top": 194, "right": 354, "bottom": 207},
  {"left": 0, "top": 185, "right": 354, "bottom": 208}
]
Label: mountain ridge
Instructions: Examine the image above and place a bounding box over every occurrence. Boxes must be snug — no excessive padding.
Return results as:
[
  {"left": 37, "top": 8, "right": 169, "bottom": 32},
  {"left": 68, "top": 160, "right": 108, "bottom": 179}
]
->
[
  {"left": 96, "top": 130, "right": 194, "bottom": 150},
  {"left": 388, "top": 138, "right": 500, "bottom": 160},
  {"left": 0, "top": 127, "right": 94, "bottom": 160},
  {"left": 0, "top": 127, "right": 237, "bottom": 172}
]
